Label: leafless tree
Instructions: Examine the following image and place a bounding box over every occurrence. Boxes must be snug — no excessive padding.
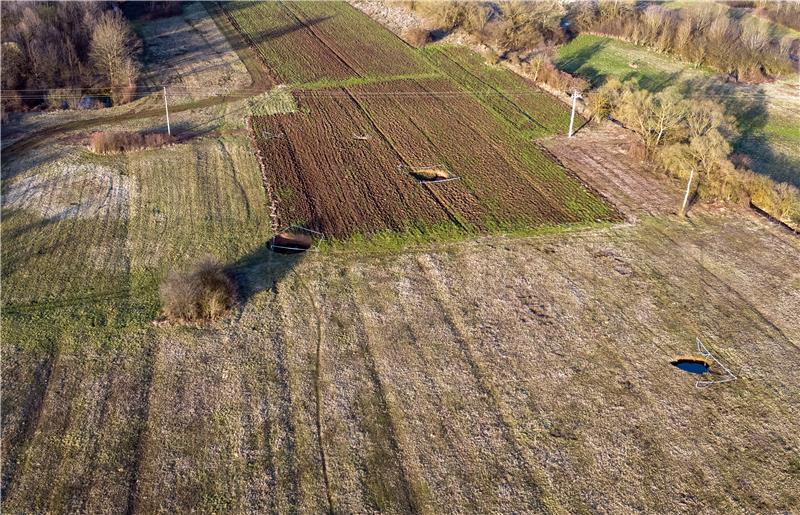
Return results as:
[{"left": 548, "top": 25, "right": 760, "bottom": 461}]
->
[{"left": 90, "top": 11, "right": 141, "bottom": 91}]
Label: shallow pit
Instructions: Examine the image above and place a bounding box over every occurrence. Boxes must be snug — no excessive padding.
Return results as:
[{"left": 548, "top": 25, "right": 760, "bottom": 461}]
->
[
  {"left": 269, "top": 231, "right": 313, "bottom": 254},
  {"left": 409, "top": 166, "right": 453, "bottom": 182},
  {"left": 671, "top": 355, "right": 712, "bottom": 375}
]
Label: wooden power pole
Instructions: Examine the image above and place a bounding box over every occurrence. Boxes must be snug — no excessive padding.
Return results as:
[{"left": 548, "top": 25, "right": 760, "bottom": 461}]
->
[{"left": 163, "top": 86, "right": 171, "bottom": 136}]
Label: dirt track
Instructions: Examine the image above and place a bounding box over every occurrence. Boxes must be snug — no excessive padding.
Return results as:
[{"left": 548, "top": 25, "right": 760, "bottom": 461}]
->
[
  {"left": 1, "top": 3, "right": 272, "bottom": 160},
  {"left": 541, "top": 122, "right": 684, "bottom": 220}
]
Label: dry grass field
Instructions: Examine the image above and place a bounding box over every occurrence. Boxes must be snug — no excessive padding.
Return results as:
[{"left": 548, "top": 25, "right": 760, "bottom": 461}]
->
[{"left": 3, "top": 212, "right": 799, "bottom": 513}]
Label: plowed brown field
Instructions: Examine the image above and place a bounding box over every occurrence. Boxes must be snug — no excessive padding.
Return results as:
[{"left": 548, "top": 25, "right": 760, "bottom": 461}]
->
[
  {"left": 352, "top": 79, "right": 616, "bottom": 229},
  {"left": 250, "top": 91, "right": 457, "bottom": 237},
  {"left": 232, "top": 1, "right": 619, "bottom": 241}
]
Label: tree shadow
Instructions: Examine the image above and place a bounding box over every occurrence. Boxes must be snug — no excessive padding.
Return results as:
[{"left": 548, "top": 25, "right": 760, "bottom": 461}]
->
[
  {"left": 222, "top": 2, "right": 330, "bottom": 46},
  {"left": 627, "top": 69, "right": 682, "bottom": 93},
  {"left": 554, "top": 40, "right": 607, "bottom": 86},
  {"left": 681, "top": 76, "right": 799, "bottom": 187}
]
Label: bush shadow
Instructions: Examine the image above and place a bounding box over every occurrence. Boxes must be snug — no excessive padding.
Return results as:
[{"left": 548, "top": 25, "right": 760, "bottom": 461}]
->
[{"left": 224, "top": 241, "right": 305, "bottom": 307}]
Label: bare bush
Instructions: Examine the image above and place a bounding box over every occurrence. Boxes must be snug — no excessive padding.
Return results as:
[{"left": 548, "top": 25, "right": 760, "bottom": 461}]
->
[
  {"left": 597, "top": 79, "right": 799, "bottom": 223},
  {"left": 754, "top": 0, "right": 800, "bottom": 32},
  {"left": 160, "top": 256, "right": 237, "bottom": 323},
  {"left": 525, "top": 50, "right": 589, "bottom": 94},
  {"left": 88, "top": 131, "right": 174, "bottom": 154},
  {"left": 403, "top": 27, "right": 432, "bottom": 48},
  {"left": 46, "top": 88, "right": 82, "bottom": 110}
]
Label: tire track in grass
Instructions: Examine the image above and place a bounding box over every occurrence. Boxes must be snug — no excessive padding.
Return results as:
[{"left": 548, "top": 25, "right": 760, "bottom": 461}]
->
[
  {"left": 356, "top": 255, "right": 549, "bottom": 510},
  {"left": 352, "top": 268, "right": 475, "bottom": 510},
  {"left": 76, "top": 351, "right": 125, "bottom": 513},
  {"left": 0, "top": 350, "right": 58, "bottom": 499},
  {"left": 341, "top": 267, "right": 420, "bottom": 513},
  {"left": 242, "top": 379, "right": 278, "bottom": 512},
  {"left": 284, "top": 269, "right": 333, "bottom": 513},
  {"left": 123, "top": 336, "right": 157, "bottom": 515},
  {"left": 415, "top": 253, "right": 565, "bottom": 515},
  {"left": 263, "top": 288, "right": 302, "bottom": 510},
  {"left": 650, "top": 222, "right": 799, "bottom": 352}
]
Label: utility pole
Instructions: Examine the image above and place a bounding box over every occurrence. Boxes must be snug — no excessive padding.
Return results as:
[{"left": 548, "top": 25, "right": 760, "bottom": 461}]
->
[
  {"left": 680, "top": 168, "right": 695, "bottom": 217},
  {"left": 568, "top": 90, "right": 580, "bottom": 138},
  {"left": 163, "top": 86, "right": 171, "bottom": 136}
]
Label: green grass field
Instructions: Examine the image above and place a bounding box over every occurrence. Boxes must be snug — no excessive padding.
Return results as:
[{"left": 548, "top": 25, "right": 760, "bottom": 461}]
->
[{"left": 556, "top": 34, "right": 800, "bottom": 186}]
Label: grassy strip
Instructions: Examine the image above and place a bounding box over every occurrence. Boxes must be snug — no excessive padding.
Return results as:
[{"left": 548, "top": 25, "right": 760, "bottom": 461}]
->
[
  {"left": 290, "top": 72, "right": 443, "bottom": 91},
  {"left": 318, "top": 219, "right": 617, "bottom": 255},
  {"left": 423, "top": 45, "right": 575, "bottom": 137}
]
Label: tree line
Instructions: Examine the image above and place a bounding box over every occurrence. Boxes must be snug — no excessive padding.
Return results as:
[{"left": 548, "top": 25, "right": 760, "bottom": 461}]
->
[
  {"left": 569, "top": 0, "right": 797, "bottom": 82},
  {"left": 589, "top": 80, "right": 799, "bottom": 224},
  {"left": 1, "top": 2, "right": 142, "bottom": 113}
]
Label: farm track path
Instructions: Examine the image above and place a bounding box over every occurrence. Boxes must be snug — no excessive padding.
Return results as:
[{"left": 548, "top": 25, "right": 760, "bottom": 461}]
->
[
  {"left": 1, "top": 2, "right": 274, "bottom": 161},
  {"left": 288, "top": 270, "right": 333, "bottom": 513}
]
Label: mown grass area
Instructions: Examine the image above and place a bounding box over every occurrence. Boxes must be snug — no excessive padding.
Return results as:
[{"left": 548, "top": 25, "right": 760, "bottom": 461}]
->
[
  {"left": 8, "top": 211, "right": 799, "bottom": 512},
  {"left": 1, "top": 136, "right": 270, "bottom": 302},
  {"left": 556, "top": 33, "right": 800, "bottom": 186},
  {"left": 555, "top": 34, "right": 703, "bottom": 90},
  {"left": 0, "top": 134, "right": 274, "bottom": 508}
]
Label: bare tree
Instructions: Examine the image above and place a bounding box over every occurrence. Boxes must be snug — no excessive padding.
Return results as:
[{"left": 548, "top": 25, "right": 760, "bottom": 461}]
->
[
  {"left": 89, "top": 11, "right": 141, "bottom": 95},
  {"left": 615, "top": 86, "right": 688, "bottom": 152}
]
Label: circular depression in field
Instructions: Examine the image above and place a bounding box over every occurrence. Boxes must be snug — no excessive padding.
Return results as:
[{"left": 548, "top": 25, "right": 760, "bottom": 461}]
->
[{"left": 671, "top": 356, "right": 711, "bottom": 375}]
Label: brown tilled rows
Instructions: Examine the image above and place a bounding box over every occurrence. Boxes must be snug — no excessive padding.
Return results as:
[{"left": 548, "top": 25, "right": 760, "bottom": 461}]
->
[
  {"left": 352, "top": 79, "right": 589, "bottom": 227},
  {"left": 251, "top": 79, "right": 618, "bottom": 238},
  {"left": 251, "top": 91, "right": 454, "bottom": 238}
]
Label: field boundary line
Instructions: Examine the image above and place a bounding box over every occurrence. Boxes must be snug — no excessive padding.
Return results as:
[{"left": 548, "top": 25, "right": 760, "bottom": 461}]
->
[
  {"left": 279, "top": 1, "right": 360, "bottom": 78},
  {"left": 535, "top": 140, "right": 626, "bottom": 223},
  {"left": 428, "top": 48, "right": 550, "bottom": 133},
  {"left": 344, "top": 87, "right": 467, "bottom": 231},
  {"left": 246, "top": 117, "right": 281, "bottom": 233}
]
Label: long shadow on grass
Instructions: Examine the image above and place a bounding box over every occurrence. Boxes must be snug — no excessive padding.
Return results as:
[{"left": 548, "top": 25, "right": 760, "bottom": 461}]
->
[
  {"left": 225, "top": 242, "right": 305, "bottom": 307},
  {"left": 681, "top": 77, "right": 799, "bottom": 187},
  {"left": 222, "top": 2, "right": 330, "bottom": 45},
  {"left": 555, "top": 41, "right": 607, "bottom": 86}
]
